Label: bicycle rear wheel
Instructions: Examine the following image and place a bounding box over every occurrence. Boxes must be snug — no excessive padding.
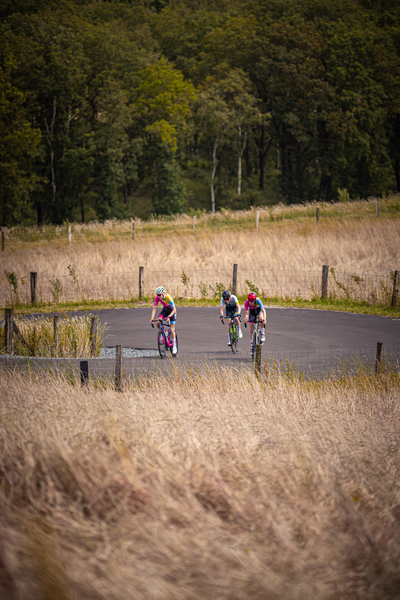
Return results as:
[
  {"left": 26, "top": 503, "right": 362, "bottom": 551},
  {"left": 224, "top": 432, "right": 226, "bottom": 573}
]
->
[
  {"left": 230, "top": 322, "right": 238, "bottom": 354},
  {"left": 157, "top": 331, "right": 167, "bottom": 358}
]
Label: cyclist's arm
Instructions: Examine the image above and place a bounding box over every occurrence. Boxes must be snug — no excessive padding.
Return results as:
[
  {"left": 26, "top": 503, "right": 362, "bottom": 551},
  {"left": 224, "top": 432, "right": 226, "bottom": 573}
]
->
[
  {"left": 220, "top": 297, "right": 224, "bottom": 317},
  {"left": 151, "top": 306, "right": 157, "bottom": 321},
  {"left": 235, "top": 302, "right": 241, "bottom": 315}
]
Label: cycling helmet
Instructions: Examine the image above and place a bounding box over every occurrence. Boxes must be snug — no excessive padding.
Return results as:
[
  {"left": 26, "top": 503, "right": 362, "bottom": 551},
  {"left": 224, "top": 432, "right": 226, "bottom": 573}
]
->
[
  {"left": 155, "top": 286, "right": 166, "bottom": 295},
  {"left": 248, "top": 292, "right": 257, "bottom": 302},
  {"left": 222, "top": 290, "right": 231, "bottom": 300}
]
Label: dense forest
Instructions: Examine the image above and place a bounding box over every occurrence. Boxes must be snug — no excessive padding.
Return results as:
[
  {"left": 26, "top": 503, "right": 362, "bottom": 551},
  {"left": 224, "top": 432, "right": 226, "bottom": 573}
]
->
[{"left": 1, "top": 0, "right": 400, "bottom": 226}]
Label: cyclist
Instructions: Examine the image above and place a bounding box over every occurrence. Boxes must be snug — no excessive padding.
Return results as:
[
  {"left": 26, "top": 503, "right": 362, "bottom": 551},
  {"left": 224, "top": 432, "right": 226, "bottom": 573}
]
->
[
  {"left": 150, "top": 286, "right": 177, "bottom": 355},
  {"left": 220, "top": 290, "right": 242, "bottom": 345},
  {"left": 244, "top": 292, "right": 266, "bottom": 353}
]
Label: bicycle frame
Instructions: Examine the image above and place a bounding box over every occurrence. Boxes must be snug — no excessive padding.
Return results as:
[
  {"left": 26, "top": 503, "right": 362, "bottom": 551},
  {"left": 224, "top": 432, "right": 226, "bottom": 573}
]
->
[{"left": 221, "top": 315, "right": 241, "bottom": 354}]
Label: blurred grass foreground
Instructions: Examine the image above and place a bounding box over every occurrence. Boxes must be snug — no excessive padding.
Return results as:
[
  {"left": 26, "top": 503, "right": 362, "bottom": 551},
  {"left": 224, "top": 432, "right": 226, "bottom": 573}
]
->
[{"left": 1, "top": 367, "right": 400, "bottom": 599}]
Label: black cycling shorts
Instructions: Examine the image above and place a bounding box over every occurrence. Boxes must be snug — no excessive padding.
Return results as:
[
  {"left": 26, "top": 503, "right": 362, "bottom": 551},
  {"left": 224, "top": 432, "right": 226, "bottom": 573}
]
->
[
  {"left": 225, "top": 308, "right": 238, "bottom": 319},
  {"left": 159, "top": 305, "right": 176, "bottom": 323},
  {"left": 248, "top": 307, "right": 262, "bottom": 323}
]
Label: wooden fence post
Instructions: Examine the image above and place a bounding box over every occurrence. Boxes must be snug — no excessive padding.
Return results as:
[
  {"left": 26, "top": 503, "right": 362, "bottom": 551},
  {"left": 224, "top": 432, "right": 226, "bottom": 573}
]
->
[
  {"left": 80, "top": 360, "right": 89, "bottom": 387},
  {"left": 68, "top": 224, "right": 72, "bottom": 244},
  {"left": 232, "top": 264, "right": 238, "bottom": 296},
  {"left": 90, "top": 315, "right": 98, "bottom": 357},
  {"left": 316, "top": 206, "right": 320, "bottom": 223},
  {"left": 53, "top": 314, "right": 60, "bottom": 355},
  {"left": 115, "top": 345, "right": 123, "bottom": 391},
  {"left": 1, "top": 229, "right": 4, "bottom": 251},
  {"left": 321, "top": 265, "right": 329, "bottom": 300},
  {"left": 255, "top": 344, "right": 262, "bottom": 377},
  {"left": 256, "top": 210, "right": 259, "bottom": 231},
  {"left": 375, "top": 342, "right": 383, "bottom": 375},
  {"left": 139, "top": 266, "right": 144, "bottom": 299},
  {"left": 5, "top": 308, "right": 14, "bottom": 355},
  {"left": 30, "top": 272, "right": 37, "bottom": 304},
  {"left": 131, "top": 219, "right": 135, "bottom": 241},
  {"left": 391, "top": 270, "right": 399, "bottom": 307},
  {"left": 376, "top": 202, "right": 379, "bottom": 218},
  {"left": 193, "top": 215, "right": 196, "bottom": 235}
]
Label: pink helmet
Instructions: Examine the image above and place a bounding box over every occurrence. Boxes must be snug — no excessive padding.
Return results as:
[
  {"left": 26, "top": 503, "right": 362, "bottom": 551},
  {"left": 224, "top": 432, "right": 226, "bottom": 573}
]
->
[{"left": 248, "top": 292, "right": 257, "bottom": 302}]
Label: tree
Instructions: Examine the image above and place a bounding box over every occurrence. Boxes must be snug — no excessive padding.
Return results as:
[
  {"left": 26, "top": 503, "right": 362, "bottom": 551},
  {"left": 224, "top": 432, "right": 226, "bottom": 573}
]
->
[{"left": 0, "top": 51, "right": 41, "bottom": 226}]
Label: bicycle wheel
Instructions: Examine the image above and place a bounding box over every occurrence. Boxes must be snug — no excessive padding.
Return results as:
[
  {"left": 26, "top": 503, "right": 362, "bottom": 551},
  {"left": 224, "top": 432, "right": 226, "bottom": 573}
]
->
[
  {"left": 157, "top": 331, "right": 167, "bottom": 358},
  {"left": 251, "top": 329, "right": 256, "bottom": 361},
  {"left": 170, "top": 332, "right": 178, "bottom": 357},
  {"left": 230, "top": 321, "right": 238, "bottom": 354}
]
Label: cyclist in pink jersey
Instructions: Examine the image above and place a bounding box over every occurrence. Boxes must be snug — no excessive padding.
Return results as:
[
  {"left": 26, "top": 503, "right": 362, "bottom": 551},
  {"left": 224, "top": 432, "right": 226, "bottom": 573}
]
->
[
  {"left": 150, "top": 286, "right": 177, "bottom": 355},
  {"left": 244, "top": 292, "right": 266, "bottom": 352}
]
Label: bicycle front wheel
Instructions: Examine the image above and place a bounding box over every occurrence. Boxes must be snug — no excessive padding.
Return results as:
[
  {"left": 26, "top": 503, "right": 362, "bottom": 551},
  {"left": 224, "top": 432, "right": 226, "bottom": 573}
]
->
[
  {"left": 158, "top": 331, "right": 167, "bottom": 358},
  {"left": 230, "top": 322, "right": 238, "bottom": 354},
  {"left": 251, "top": 330, "right": 256, "bottom": 361}
]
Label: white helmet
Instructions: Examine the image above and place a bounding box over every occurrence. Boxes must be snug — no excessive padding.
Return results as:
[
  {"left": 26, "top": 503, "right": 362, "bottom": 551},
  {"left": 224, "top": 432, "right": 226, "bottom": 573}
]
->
[{"left": 155, "top": 286, "right": 166, "bottom": 295}]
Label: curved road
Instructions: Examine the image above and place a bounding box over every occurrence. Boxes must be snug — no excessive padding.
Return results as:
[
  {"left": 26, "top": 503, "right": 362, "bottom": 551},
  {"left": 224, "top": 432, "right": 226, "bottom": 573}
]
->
[{"left": 93, "top": 306, "right": 400, "bottom": 362}]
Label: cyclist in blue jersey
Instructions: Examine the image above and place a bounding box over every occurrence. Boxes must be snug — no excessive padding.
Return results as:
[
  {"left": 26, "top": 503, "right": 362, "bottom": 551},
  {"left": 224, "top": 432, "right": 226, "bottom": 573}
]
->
[
  {"left": 220, "top": 290, "right": 242, "bottom": 345},
  {"left": 150, "top": 286, "right": 177, "bottom": 355}
]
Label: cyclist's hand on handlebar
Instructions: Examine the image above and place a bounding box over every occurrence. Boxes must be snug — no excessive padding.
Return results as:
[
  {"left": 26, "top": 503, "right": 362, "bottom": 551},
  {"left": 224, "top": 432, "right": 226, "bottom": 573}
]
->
[
  {"left": 150, "top": 319, "right": 154, "bottom": 328},
  {"left": 220, "top": 315, "right": 224, "bottom": 324}
]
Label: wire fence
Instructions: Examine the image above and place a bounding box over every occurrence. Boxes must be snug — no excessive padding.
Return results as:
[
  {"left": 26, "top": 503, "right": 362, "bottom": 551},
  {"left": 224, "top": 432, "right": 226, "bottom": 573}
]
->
[
  {"left": 1, "top": 196, "right": 399, "bottom": 248},
  {"left": 265, "top": 346, "right": 400, "bottom": 380},
  {"left": 1, "top": 345, "right": 399, "bottom": 383},
  {"left": 0, "top": 266, "right": 397, "bottom": 306}
]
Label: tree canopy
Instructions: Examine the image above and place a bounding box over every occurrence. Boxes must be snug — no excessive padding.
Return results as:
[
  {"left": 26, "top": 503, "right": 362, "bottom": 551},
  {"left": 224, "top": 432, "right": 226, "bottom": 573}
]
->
[{"left": 1, "top": 0, "right": 399, "bottom": 225}]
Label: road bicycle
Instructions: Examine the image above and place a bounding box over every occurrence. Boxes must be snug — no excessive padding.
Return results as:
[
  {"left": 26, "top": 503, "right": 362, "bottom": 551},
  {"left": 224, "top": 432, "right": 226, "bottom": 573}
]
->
[
  {"left": 245, "top": 315, "right": 263, "bottom": 361},
  {"left": 151, "top": 318, "right": 178, "bottom": 359},
  {"left": 221, "top": 314, "right": 241, "bottom": 354}
]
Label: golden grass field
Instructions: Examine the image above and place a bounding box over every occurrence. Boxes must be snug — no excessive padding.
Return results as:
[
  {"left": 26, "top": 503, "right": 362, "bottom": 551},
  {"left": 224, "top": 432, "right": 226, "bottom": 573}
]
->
[
  {"left": 2, "top": 201, "right": 400, "bottom": 280},
  {"left": 1, "top": 368, "right": 400, "bottom": 599}
]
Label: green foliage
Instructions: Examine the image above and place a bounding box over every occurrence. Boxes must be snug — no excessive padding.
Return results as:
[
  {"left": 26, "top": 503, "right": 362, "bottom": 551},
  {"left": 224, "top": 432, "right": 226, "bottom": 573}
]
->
[
  {"left": 338, "top": 188, "right": 351, "bottom": 203},
  {"left": 67, "top": 265, "right": 82, "bottom": 298},
  {"left": 49, "top": 278, "right": 63, "bottom": 304},
  {"left": 1, "top": 0, "right": 400, "bottom": 224},
  {"left": 246, "top": 280, "right": 260, "bottom": 297},
  {"left": 5, "top": 271, "right": 20, "bottom": 305}
]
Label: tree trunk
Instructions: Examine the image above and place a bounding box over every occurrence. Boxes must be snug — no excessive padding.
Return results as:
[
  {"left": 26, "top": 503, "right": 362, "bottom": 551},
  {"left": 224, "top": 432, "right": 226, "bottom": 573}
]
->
[
  {"left": 395, "top": 157, "right": 400, "bottom": 193},
  {"left": 254, "top": 122, "right": 272, "bottom": 192},
  {"left": 36, "top": 201, "right": 43, "bottom": 226},
  {"left": 211, "top": 134, "right": 219, "bottom": 213},
  {"left": 44, "top": 96, "right": 57, "bottom": 203},
  {"left": 237, "top": 126, "right": 247, "bottom": 196}
]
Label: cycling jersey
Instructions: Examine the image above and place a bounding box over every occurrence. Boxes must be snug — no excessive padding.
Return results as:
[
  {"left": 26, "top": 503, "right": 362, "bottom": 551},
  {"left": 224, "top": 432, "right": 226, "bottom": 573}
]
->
[
  {"left": 154, "top": 293, "right": 175, "bottom": 309},
  {"left": 244, "top": 297, "right": 263, "bottom": 311},
  {"left": 154, "top": 293, "right": 176, "bottom": 323},
  {"left": 220, "top": 294, "right": 239, "bottom": 310}
]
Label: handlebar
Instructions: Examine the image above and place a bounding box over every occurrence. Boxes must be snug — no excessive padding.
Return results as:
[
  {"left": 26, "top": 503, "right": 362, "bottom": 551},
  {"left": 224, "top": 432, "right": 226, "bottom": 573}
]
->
[
  {"left": 221, "top": 315, "right": 241, "bottom": 325},
  {"left": 151, "top": 318, "right": 171, "bottom": 328}
]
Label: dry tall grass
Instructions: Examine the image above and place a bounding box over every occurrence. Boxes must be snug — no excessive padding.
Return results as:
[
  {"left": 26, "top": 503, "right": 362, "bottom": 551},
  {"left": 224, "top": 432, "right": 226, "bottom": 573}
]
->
[
  {"left": 1, "top": 369, "right": 400, "bottom": 599},
  {"left": 2, "top": 216, "right": 400, "bottom": 284}
]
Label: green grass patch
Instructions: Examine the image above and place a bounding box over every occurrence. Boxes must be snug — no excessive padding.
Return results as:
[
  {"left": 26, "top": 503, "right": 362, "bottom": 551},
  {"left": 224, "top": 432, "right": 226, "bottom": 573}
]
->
[{"left": 8, "top": 295, "right": 400, "bottom": 318}]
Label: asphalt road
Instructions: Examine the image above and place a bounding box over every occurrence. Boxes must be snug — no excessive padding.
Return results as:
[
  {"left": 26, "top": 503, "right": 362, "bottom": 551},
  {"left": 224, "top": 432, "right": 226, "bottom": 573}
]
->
[{"left": 93, "top": 306, "right": 400, "bottom": 358}]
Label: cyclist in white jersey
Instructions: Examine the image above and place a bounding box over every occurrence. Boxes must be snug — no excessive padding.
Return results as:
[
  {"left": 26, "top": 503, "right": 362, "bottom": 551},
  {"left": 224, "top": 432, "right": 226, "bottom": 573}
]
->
[{"left": 219, "top": 289, "right": 242, "bottom": 345}]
